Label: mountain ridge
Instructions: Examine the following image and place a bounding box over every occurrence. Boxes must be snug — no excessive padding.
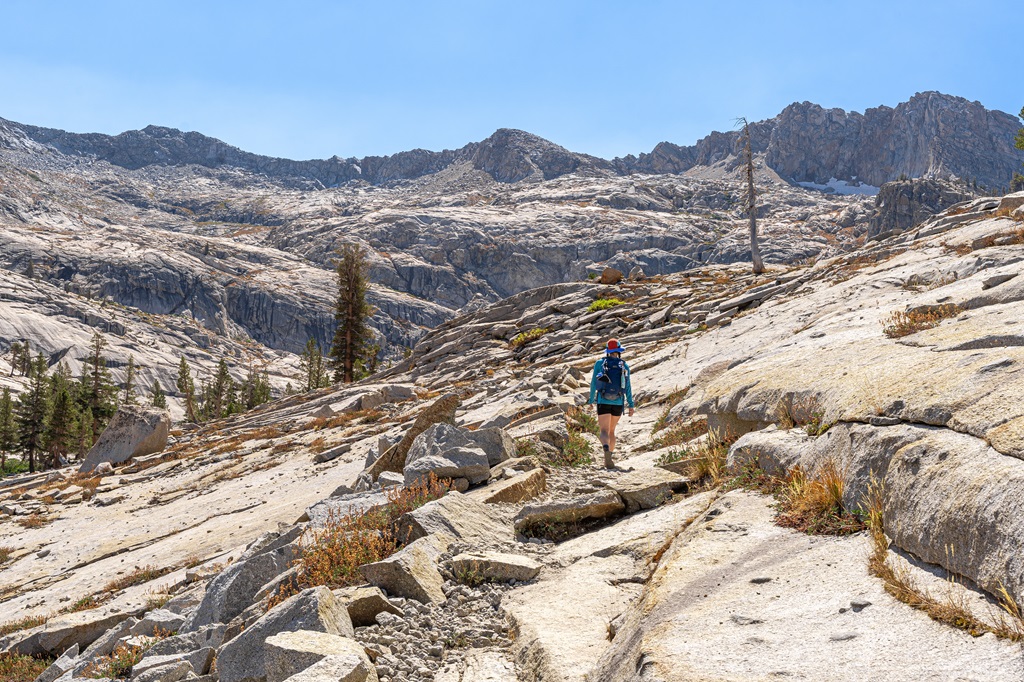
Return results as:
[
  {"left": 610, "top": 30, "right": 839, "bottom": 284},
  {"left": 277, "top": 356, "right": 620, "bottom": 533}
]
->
[{"left": 4, "top": 91, "right": 1022, "bottom": 190}]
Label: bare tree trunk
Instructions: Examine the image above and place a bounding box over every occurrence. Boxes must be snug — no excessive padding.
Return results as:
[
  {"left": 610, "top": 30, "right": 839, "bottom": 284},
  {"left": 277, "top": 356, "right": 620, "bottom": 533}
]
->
[{"left": 743, "top": 120, "right": 765, "bottom": 275}]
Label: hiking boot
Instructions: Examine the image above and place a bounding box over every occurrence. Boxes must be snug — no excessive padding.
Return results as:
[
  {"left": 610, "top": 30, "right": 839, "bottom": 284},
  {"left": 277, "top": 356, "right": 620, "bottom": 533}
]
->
[{"left": 603, "top": 444, "right": 614, "bottom": 469}]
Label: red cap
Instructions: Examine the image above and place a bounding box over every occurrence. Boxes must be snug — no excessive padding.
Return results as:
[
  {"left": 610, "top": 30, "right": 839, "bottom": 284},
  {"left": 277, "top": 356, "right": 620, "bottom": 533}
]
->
[{"left": 605, "top": 338, "right": 623, "bottom": 354}]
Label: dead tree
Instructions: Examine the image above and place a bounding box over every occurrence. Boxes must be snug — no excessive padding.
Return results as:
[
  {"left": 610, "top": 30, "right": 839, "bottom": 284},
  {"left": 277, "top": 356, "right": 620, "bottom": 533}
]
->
[{"left": 738, "top": 118, "right": 765, "bottom": 275}]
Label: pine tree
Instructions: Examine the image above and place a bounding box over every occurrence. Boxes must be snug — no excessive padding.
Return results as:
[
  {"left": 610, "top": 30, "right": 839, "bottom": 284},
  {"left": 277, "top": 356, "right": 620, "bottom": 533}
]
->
[
  {"left": 330, "top": 243, "right": 374, "bottom": 383},
  {"left": 9, "top": 342, "right": 22, "bottom": 377},
  {"left": 1016, "top": 107, "right": 1024, "bottom": 152},
  {"left": 239, "top": 362, "right": 271, "bottom": 410},
  {"left": 76, "top": 406, "right": 94, "bottom": 458},
  {"left": 24, "top": 260, "right": 34, "bottom": 279},
  {"left": 81, "top": 333, "right": 117, "bottom": 438},
  {"left": 16, "top": 354, "right": 51, "bottom": 473},
  {"left": 0, "top": 387, "right": 16, "bottom": 471},
  {"left": 299, "top": 338, "right": 330, "bottom": 391},
  {"left": 210, "top": 359, "right": 233, "bottom": 419},
  {"left": 123, "top": 354, "right": 138, "bottom": 406},
  {"left": 45, "top": 364, "right": 79, "bottom": 467},
  {"left": 176, "top": 356, "right": 197, "bottom": 422},
  {"left": 150, "top": 380, "right": 167, "bottom": 409}
]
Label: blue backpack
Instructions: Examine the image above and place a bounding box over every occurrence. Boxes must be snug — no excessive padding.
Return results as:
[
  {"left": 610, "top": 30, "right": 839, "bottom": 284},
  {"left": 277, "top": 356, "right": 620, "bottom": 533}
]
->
[{"left": 597, "top": 357, "right": 627, "bottom": 401}]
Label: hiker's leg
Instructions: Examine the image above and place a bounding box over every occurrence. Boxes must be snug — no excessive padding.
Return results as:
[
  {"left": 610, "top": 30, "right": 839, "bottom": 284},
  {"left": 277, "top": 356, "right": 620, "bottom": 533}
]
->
[
  {"left": 607, "top": 414, "right": 622, "bottom": 452},
  {"left": 598, "top": 413, "right": 612, "bottom": 449}
]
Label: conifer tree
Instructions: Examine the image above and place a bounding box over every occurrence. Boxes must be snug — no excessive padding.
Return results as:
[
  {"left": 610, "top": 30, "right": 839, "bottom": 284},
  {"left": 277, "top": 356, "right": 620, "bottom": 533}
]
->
[
  {"left": 81, "top": 333, "right": 117, "bottom": 438},
  {"left": 1016, "top": 106, "right": 1024, "bottom": 152},
  {"left": 300, "top": 338, "right": 330, "bottom": 391},
  {"left": 0, "top": 387, "right": 16, "bottom": 471},
  {"left": 9, "top": 342, "right": 23, "bottom": 377},
  {"left": 76, "top": 406, "right": 94, "bottom": 458},
  {"left": 739, "top": 117, "right": 765, "bottom": 275},
  {"left": 330, "top": 243, "right": 373, "bottom": 383},
  {"left": 16, "top": 354, "right": 51, "bottom": 473},
  {"left": 46, "top": 364, "right": 79, "bottom": 467},
  {"left": 123, "top": 354, "right": 138, "bottom": 406},
  {"left": 240, "top": 362, "right": 271, "bottom": 410},
  {"left": 210, "top": 359, "right": 233, "bottom": 419},
  {"left": 150, "top": 380, "right": 167, "bottom": 409},
  {"left": 176, "top": 356, "right": 197, "bottom": 422}
]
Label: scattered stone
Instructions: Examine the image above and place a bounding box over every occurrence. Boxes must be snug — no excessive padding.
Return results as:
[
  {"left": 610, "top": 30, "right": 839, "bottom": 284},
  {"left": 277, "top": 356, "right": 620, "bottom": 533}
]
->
[
  {"left": 35, "top": 643, "right": 79, "bottom": 682},
  {"left": 377, "top": 471, "right": 404, "bottom": 489},
  {"left": 599, "top": 268, "right": 623, "bottom": 285},
  {"left": 279, "top": 653, "right": 378, "bottom": 682},
  {"left": 396, "top": 492, "right": 510, "bottom": 545},
  {"left": 129, "top": 610, "right": 186, "bottom": 637},
  {"left": 331, "top": 586, "right": 403, "bottom": 627},
  {"left": 133, "top": 648, "right": 215, "bottom": 678},
  {"left": 464, "top": 427, "right": 517, "bottom": 467},
  {"left": 605, "top": 468, "right": 687, "bottom": 513}
]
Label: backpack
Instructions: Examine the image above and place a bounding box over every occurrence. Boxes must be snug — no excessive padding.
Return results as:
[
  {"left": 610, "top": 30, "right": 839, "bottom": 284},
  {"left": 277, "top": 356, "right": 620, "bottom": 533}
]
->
[{"left": 596, "top": 357, "right": 627, "bottom": 402}]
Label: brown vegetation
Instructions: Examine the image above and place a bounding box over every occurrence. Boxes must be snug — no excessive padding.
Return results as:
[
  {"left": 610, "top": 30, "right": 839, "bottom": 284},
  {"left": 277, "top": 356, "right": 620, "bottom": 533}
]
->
[
  {"left": 102, "top": 565, "right": 173, "bottom": 593},
  {"left": 882, "top": 304, "right": 962, "bottom": 338},
  {"left": 0, "top": 653, "right": 52, "bottom": 682}
]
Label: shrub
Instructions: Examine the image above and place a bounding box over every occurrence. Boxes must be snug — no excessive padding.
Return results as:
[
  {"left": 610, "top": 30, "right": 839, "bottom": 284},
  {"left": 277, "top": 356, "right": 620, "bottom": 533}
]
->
[
  {"left": 0, "top": 653, "right": 52, "bottom": 682},
  {"left": 587, "top": 298, "right": 626, "bottom": 313},
  {"left": 882, "top": 304, "right": 962, "bottom": 338},
  {"left": 15, "top": 514, "right": 50, "bottom": 530},
  {"left": 291, "top": 475, "right": 450, "bottom": 591},
  {"left": 84, "top": 643, "right": 147, "bottom": 679},
  {"left": 567, "top": 408, "right": 599, "bottom": 436},
  {"left": 509, "top": 328, "right": 551, "bottom": 349},
  {"left": 774, "top": 461, "right": 863, "bottom": 535},
  {"left": 0, "top": 547, "right": 15, "bottom": 565},
  {"left": 549, "top": 430, "right": 593, "bottom": 468},
  {"left": 649, "top": 417, "right": 708, "bottom": 451}
]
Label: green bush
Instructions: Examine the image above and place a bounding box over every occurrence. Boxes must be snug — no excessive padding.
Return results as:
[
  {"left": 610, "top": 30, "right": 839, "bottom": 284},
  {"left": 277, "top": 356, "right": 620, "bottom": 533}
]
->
[
  {"left": 509, "top": 328, "right": 551, "bottom": 349},
  {"left": 587, "top": 298, "right": 626, "bottom": 313}
]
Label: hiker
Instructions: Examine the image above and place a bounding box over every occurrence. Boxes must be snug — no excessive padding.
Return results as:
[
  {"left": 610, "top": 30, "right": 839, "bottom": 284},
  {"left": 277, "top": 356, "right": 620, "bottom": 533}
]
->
[{"left": 588, "top": 338, "right": 634, "bottom": 468}]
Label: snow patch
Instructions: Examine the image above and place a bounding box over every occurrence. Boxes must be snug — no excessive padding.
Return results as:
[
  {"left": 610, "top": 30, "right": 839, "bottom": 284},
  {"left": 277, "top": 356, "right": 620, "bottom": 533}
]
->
[{"left": 797, "top": 178, "right": 879, "bottom": 196}]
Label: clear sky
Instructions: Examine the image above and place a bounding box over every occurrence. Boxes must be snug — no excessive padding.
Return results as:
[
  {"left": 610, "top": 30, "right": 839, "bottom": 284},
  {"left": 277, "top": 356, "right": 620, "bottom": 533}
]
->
[{"left": 1, "top": 0, "right": 1020, "bottom": 161}]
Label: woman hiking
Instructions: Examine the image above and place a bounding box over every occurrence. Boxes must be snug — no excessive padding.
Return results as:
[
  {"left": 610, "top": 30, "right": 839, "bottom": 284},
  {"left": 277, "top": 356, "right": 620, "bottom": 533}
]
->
[{"left": 588, "top": 338, "right": 635, "bottom": 468}]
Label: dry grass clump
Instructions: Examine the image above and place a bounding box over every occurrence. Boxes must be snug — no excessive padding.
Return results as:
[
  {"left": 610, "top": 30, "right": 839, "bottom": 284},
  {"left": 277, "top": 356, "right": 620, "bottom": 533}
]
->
[
  {"left": 102, "top": 565, "right": 172, "bottom": 593},
  {"left": 729, "top": 459, "right": 864, "bottom": 535},
  {"left": 0, "top": 653, "right": 52, "bottom": 682},
  {"left": 882, "top": 304, "right": 962, "bottom": 338},
  {"left": 83, "top": 643, "right": 147, "bottom": 679},
  {"left": 0, "top": 546, "right": 15, "bottom": 565},
  {"left": 279, "top": 474, "right": 450, "bottom": 600},
  {"left": 62, "top": 595, "right": 107, "bottom": 614},
  {"left": 307, "top": 409, "right": 383, "bottom": 431},
  {"left": 658, "top": 432, "right": 731, "bottom": 489},
  {"left": 566, "top": 407, "right": 599, "bottom": 436},
  {"left": 15, "top": 514, "right": 51, "bottom": 530},
  {"left": 0, "top": 616, "right": 46, "bottom": 638},
  {"left": 648, "top": 416, "right": 708, "bottom": 451},
  {"left": 776, "top": 396, "right": 832, "bottom": 436},
  {"left": 865, "top": 480, "right": 1023, "bottom": 641}
]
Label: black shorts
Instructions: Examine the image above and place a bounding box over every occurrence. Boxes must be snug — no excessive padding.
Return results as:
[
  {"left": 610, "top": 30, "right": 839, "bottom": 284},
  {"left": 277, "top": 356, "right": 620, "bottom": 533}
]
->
[{"left": 596, "top": 404, "right": 624, "bottom": 417}]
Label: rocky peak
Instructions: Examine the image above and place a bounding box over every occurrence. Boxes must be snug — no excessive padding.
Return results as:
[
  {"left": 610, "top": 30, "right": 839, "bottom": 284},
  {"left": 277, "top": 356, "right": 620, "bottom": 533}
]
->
[{"left": 469, "top": 128, "right": 612, "bottom": 183}]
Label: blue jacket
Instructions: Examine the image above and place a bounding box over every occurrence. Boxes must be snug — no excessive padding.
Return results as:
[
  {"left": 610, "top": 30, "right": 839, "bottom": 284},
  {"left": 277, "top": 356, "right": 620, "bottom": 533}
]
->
[{"left": 589, "top": 358, "right": 634, "bottom": 408}]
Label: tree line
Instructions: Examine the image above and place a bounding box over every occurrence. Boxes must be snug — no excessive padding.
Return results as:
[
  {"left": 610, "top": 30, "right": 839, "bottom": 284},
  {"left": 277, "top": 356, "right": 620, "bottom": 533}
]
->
[{"left": 1, "top": 242, "right": 377, "bottom": 475}]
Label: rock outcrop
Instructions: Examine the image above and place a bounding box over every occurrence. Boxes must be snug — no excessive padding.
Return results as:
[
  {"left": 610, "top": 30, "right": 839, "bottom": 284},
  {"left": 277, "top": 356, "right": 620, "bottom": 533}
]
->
[
  {"left": 78, "top": 406, "right": 170, "bottom": 473},
  {"left": 867, "top": 177, "right": 974, "bottom": 240}
]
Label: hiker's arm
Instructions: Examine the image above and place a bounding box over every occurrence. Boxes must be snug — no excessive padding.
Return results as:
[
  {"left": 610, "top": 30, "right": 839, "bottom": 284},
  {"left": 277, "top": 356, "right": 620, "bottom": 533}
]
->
[
  {"left": 625, "top": 364, "right": 635, "bottom": 411},
  {"left": 588, "top": 362, "right": 599, "bottom": 404}
]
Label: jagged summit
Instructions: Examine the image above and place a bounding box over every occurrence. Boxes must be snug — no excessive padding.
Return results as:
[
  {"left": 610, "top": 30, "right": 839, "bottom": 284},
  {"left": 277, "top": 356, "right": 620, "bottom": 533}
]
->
[{"left": 4, "top": 92, "right": 1022, "bottom": 188}]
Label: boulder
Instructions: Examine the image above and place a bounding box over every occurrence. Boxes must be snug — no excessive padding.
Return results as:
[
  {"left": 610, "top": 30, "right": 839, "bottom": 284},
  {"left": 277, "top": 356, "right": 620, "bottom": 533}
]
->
[
  {"left": 278, "top": 653, "right": 378, "bottom": 682},
  {"left": 366, "top": 394, "right": 460, "bottom": 480},
  {"left": 599, "top": 268, "right": 623, "bottom": 285},
  {"left": 605, "top": 468, "right": 688, "bottom": 513},
  {"left": 129, "top": 609, "right": 186, "bottom": 637},
  {"left": 396, "top": 492, "right": 510, "bottom": 545},
  {"left": 464, "top": 427, "right": 517, "bottom": 467},
  {"left": 35, "top": 644, "right": 79, "bottom": 682},
  {"left": 216, "top": 587, "right": 354, "bottom": 682},
  {"left": 265, "top": 630, "right": 376, "bottom": 682},
  {"left": 132, "top": 661, "right": 193, "bottom": 682},
  {"left": 451, "top": 552, "right": 542, "bottom": 583},
  {"left": 183, "top": 533, "right": 298, "bottom": 630},
  {"left": 377, "top": 471, "right": 404, "bottom": 489},
  {"left": 402, "top": 423, "right": 490, "bottom": 486},
  {"left": 145, "top": 624, "right": 226, "bottom": 658},
  {"left": 13, "top": 607, "right": 135, "bottom": 656},
  {"left": 533, "top": 422, "right": 570, "bottom": 451},
  {"left": 359, "top": 534, "right": 451, "bottom": 605},
  {"left": 482, "top": 468, "right": 547, "bottom": 505},
  {"left": 133, "top": 648, "right": 215, "bottom": 678},
  {"left": 330, "top": 586, "right": 403, "bottom": 627},
  {"left": 628, "top": 266, "right": 645, "bottom": 281},
  {"left": 514, "top": 491, "right": 625, "bottom": 533},
  {"left": 79, "top": 406, "right": 170, "bottom": 473},
  {"left": 74, "top": 617, "right": 138, "bottom": 661}
]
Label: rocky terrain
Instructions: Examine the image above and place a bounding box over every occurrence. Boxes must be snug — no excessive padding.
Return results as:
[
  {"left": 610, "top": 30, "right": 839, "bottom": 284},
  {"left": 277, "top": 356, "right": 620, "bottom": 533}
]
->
[{"left": 2, "top": 191, "right": 1024, "bottom": 680}]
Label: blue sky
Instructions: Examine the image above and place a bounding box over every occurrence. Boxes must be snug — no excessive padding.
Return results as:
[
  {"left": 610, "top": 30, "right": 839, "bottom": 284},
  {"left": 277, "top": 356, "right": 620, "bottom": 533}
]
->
[{"left": 2, "top": 0, "right": 1020, "bottom": 161}]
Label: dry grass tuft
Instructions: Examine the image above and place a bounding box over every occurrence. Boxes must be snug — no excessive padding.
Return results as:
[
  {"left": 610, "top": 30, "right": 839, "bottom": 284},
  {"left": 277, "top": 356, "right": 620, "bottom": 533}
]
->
[
  {"left": 648, "top": 416, "right": 709, "bottom": 451},
  {"left": 83, "top": 643, "right": 146, "bottom": 679},
  {"left": 882, "top": 304, "right": 963, "bottom": 338},
  {"left": 651, "top": 388, "right": 689, "bottom": 433},
  {"left": 775, "top": 461, "right": 863, "bottom": 535},
  {"left": 15, "top": 514, "right": 51, "bottom": 530},
  {"left": 102, "top": 565, "right": 172, "bottom": 593},
  {"left": 865, "top": 479, "right": 1023, "bottom": 641},
  {"left": 0, "top": 546, "right": 15, "bottom": 565},
  {"left": 307, "top": 409, "right": 384, "bottom": 432},
  {"left": 0, "top": 616, "right": 46, "bottom": 638}
]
